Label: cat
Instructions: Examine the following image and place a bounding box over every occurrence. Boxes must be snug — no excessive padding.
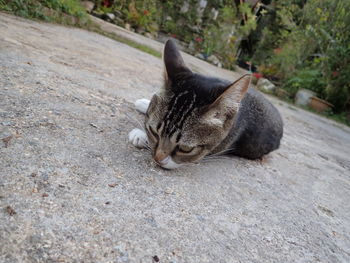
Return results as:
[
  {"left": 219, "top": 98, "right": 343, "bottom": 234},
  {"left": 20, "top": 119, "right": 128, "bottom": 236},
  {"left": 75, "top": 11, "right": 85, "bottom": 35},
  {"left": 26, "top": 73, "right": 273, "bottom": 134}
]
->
[{"left": 128, "top": 39, "right": 283, "bottom": 169}]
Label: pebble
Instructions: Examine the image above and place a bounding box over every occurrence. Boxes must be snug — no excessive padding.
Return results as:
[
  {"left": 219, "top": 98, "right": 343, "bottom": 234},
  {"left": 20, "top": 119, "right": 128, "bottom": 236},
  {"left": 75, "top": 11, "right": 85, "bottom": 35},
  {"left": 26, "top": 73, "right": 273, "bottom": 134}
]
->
[{"left": 1, "top": 121, "right": 14, "bottom": 126}]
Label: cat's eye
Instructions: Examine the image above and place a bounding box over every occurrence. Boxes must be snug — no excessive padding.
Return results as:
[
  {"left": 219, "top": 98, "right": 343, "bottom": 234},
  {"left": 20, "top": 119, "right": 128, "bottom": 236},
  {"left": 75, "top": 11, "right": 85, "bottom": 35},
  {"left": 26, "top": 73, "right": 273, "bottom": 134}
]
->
[{"left": 178, "top": 145, "right": 195, "bottom": 154}]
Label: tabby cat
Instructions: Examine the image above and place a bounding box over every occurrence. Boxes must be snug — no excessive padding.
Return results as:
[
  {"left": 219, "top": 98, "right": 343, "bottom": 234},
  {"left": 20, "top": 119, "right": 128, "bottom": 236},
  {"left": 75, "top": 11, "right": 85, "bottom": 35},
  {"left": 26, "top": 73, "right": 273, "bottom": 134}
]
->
[{"left": 128, "top": 39, "right": 283, "bottom": 169}]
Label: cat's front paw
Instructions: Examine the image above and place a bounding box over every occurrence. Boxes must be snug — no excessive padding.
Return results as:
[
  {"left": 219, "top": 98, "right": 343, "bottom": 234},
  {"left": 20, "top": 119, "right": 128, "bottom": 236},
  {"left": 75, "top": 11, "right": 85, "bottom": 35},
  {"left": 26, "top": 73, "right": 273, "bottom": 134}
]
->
[
  {"left": 135, "top": 99, "right": 150, "bottom": 114},
  {"left": 128, "top": 128, "right": 148, "bottom": 148}
]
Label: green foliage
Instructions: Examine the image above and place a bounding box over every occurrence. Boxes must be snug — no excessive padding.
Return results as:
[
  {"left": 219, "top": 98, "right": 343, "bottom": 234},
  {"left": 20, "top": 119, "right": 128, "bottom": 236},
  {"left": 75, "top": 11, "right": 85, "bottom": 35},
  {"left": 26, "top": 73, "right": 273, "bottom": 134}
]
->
[
  {"left": 252, "top": 0, "right": 350, "bottom": 113},
  {"left": 91, "top": 1, "right": 258, "bottom": 69},
  {"left": 252, "top": 1, "right": 301, "bottom": 63},
  {"left": 325, "top": 47, "right": 350, "bottom": 111},
  {"left": 237, "top": 2, "right": 257, "bottom": 37},
  {"left": 201, "top": 5, "right": 239, "bottom": 63},
  {"left": 311, "top": 0, "right": 350, "bottom": 111},
  {"left": 284, "top": 69, "right": 326, "bottom": 98},
  {"left": 0, "top": 0, "right": 48, "bottom": 20},
  {"left": 163, "top": 20, "right": 177, "bottom": 34},
  {"left": 264, "top": 30, "right": 317, "bottom": 79},
  {"left": 92, "top": 0, "right": 160, "bottom": 33},
  {"left": 59, "top": 0, "right": 86, "bottom": 18},
  {"left": 123, "top": 0, "right": 159, "bottom": 32},
  {"left": 0, "top": 0, "right": 88, "bottom": 26},
  {"left": 200, "top": 4, "right": 256, "bottom": 69}
]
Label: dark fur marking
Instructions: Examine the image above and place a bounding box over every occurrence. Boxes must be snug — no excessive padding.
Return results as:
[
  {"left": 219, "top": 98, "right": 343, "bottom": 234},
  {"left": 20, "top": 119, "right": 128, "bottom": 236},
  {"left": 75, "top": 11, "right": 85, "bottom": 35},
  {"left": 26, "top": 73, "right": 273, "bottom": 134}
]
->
[{"left": 163, "top": 91, "right": 196, "bottom": 137}]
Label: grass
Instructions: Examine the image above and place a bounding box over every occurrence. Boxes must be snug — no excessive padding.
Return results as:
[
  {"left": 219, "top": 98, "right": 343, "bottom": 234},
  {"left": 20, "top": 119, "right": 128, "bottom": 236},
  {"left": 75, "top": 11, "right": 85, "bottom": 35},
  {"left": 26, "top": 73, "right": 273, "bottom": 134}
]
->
[
  {"left": 0, "top": 0, "right": 161, "bottom": 58},
  {"left": 92, "top": 29, "right": 161, "bottom": 58},
  {"left": 0, "top": 0, "right": 87, "bottom": 24}
]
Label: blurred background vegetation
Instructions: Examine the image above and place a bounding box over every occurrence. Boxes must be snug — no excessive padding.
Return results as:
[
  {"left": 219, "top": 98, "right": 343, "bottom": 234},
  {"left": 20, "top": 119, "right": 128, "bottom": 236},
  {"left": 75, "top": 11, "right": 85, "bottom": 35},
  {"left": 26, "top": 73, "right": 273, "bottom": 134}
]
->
[
  {"left": 0, "top": 0, "right": 88, "bottom": 25},
  {"left": 0, "top": 0, "right": 349, "bottom": 124}
]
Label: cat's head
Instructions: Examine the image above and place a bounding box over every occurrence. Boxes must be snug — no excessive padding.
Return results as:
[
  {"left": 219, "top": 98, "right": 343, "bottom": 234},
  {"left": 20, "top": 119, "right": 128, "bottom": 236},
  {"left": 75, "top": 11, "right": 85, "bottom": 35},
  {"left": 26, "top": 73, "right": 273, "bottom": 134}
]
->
[{"left": 145, "top": 39, "right": 250, "bottom": 169}]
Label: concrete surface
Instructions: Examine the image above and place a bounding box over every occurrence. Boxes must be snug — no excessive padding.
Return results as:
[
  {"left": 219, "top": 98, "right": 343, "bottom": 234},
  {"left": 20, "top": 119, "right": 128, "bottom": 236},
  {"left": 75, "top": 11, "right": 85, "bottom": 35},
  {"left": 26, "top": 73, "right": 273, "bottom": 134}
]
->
[
  {"left": 88, "top": 14, "right": 248, "bottom": 80},
  {"left": 1, "top": 13, "right": 350, "bottom": 263}
]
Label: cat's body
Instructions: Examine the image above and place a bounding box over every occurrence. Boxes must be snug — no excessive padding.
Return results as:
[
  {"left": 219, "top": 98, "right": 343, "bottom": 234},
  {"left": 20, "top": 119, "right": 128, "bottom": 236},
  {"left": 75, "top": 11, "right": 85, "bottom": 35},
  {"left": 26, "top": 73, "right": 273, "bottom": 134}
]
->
[
  {"left": 213, "top": 87, "right": 283, "bottom": 159},
  {"left": 128, "top": 39, "right": 283, "bottom": 169}
]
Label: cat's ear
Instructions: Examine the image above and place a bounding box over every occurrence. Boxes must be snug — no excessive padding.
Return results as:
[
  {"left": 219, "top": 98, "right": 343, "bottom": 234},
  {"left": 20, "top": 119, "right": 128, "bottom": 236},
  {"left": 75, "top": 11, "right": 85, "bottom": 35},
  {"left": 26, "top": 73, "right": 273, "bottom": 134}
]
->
[
  {"left": 163, "top": 39, "right": 191, "bottom": 82},
  {"left": 203, "top": 74, "right": 251, "bottom": 127}
]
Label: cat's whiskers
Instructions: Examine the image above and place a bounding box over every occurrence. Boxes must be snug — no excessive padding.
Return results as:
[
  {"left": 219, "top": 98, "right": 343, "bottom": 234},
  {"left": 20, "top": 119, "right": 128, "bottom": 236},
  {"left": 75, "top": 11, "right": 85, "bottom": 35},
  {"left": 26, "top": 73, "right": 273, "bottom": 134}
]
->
[
  {"left": 203, "top": 155, "right": 232, "bottom": 160},
  {"left": 201, "top": 156, "right": 232, "bottom": 163},
  {"left": 202, "top": 149, "right": 237, "bottom": 162},
  {"left": 124, "top": 112, "right": 144, "bottom": 130},
  {"left": 207, "top": 147, "right": 236, "bottom": 157}
]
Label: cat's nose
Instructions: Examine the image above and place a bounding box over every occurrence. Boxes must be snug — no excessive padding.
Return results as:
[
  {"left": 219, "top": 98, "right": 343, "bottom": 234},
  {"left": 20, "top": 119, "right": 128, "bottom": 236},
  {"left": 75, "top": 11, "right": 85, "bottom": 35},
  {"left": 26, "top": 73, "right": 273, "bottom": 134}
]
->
[
  {"left": 154, "top": 150, "right": 168, "bottom": 165},
  {"left": 154, "top": 155, "right": 181, "bottom": 170},
  {"left": 154, "top": 154, "right": 168, "bottom": 165}
]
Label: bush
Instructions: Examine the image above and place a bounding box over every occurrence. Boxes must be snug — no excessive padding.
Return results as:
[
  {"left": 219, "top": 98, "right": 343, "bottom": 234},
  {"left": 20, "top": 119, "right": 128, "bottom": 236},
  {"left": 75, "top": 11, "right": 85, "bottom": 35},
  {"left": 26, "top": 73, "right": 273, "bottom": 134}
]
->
[
  {"left": 92, "top": 1, "right": 257, "bottom": 69},
  {"left": 251, "top": 0, "right": 350, "bottom": 113},
  {"left": 0, "top": 0, "right": 88, "bottom": 25},
  {"left": 283, "top": 69, "right": 326, "bottom": 98},
  {"left": 123, "top": 0, "right": 159, "bottom": 32},
  {"left": 325, "top": 46, "right": 350, "bottom": 112}
]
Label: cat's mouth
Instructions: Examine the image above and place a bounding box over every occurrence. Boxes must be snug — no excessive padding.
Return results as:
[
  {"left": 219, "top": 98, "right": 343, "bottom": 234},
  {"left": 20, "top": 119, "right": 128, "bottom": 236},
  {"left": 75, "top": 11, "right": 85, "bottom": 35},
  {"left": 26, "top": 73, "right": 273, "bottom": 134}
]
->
[{"left": 155, "top": 156, "right": 182, "bottom": 170}]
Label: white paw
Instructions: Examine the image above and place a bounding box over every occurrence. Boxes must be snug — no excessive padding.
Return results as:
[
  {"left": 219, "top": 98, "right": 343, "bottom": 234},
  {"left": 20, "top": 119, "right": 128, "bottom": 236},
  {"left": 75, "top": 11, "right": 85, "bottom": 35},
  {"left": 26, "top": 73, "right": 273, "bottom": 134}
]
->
[
  {"left": 135, "top": 99, "right": 150, "bottom": 114},
  {"left": 128, "top": 128, "right": 148, "bottom": 148}
]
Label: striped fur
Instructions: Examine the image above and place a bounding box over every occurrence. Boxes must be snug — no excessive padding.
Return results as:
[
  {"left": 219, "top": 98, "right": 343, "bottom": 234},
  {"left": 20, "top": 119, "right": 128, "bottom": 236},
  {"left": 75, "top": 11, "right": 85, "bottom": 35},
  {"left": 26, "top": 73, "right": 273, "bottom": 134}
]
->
[{"left": 139, "top": 39, "right": 283, "bottom": 169}]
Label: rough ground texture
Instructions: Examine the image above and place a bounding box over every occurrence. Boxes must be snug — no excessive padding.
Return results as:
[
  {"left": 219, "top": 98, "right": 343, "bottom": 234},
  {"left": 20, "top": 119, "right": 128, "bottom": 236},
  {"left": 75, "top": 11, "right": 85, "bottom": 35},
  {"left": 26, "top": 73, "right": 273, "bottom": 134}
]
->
[{"left": 1, "top": 13, "right": 350, "bottom": 263}]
